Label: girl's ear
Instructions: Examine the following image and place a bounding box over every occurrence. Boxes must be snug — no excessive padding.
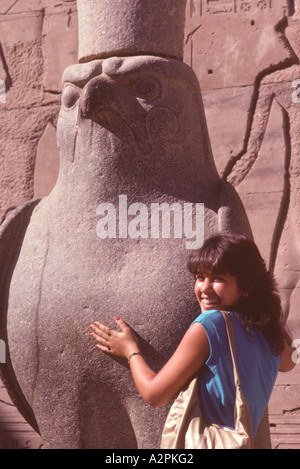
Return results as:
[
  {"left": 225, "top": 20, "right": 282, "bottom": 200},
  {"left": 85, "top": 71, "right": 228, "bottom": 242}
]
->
[{"left": 240, "top": 279, "right": 253, "bottom": 295}]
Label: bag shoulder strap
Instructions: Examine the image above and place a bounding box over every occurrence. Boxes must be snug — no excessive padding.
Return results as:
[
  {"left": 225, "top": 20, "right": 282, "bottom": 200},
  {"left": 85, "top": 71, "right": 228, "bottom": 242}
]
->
[{"left": 220, "top": 310, "right": 241, "bottom": 388}]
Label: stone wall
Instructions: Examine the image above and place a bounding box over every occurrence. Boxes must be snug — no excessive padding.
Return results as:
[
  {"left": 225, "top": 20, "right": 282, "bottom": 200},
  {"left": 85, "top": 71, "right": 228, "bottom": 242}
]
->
[
  {"left": 0, "top": 0, "right": 78, "bottom": 224},
  {"left": 0, "top": 0, "right": 299, "bottom": 449}
]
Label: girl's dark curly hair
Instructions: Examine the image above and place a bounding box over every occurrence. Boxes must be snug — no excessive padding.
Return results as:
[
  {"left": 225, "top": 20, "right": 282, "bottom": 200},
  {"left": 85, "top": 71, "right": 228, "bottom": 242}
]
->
[{"left": 187, "top": 234, "right": 292, "bottom": 355}]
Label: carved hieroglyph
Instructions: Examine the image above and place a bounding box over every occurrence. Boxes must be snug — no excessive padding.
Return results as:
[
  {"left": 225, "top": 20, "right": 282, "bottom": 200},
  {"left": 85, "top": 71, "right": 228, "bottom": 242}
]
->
[
  {"left": 0, "top": 1, "right": 78, "bottom": 223},
  {"left": 0, "top": 0, "right": 255, "bottom": 449}
]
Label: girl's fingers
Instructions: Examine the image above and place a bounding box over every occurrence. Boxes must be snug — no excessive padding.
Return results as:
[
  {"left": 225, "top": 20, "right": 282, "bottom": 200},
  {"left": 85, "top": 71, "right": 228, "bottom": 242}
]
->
[
  {"left": 90, "top": 329, "right": 111, "bottom": 350},
  {"left": 89, "top": 318, "right": 123, "bottom": 349},
  {"left": 89, "top": 317, "right": 134, "bottom": 356},
  {"left": 95, "top": 343, "right": 112, "bottom": 353},
  {"left": 114, "top": 316, "right": 128, "bottom": 331},
  {"left": 91, "top": 321, "right": 112, "bottom": 338},
  {"left": 90, "top": 317, "right": 128, "bottom": 337}
]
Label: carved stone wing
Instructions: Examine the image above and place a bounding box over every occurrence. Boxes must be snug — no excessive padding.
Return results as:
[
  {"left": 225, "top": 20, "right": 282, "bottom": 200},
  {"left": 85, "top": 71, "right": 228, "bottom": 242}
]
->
[{"left": 0, "top": 199, "right": 41, "bottom": 433}]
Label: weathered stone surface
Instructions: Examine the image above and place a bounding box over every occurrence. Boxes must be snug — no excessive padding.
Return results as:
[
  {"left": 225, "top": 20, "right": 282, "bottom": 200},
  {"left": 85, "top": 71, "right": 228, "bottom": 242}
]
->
[
  {"left": 0, "top": 0, "right": 42, "bottom": 15},
  {"left": 0, "top": 4, "right": 74, "bottom": 221},
  {"left": 34, "top": 121, "right": 60, "bottom": 198},
  {"left": 184, "top": 0, "right": 293, "bottom": 89},
  {"left": 0, "top": 13, "right": 44, "bottom": 106},
  {"left": 42, "top": 3, "right": 78, "bottom": 92},
  {"left": 201, "top": 86, "right": 255, "bottom": 176},
  {"left": 77, "top": 0, "right": 187, "bottom": 62},
  {"left": 0, "top": 105, "right": 59, "bottom": 222}
]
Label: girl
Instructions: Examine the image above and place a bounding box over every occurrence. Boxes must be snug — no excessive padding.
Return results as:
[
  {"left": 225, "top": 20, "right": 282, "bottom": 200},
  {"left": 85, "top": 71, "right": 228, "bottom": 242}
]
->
[{"left": 89, "top": 234, "right": 295, "bottom": 438}]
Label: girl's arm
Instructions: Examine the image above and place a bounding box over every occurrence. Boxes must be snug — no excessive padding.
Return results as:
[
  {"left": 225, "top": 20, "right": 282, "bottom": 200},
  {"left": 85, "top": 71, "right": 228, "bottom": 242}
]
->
[{"left": 90, "top": 317, "right": 209, "bottom": 407}]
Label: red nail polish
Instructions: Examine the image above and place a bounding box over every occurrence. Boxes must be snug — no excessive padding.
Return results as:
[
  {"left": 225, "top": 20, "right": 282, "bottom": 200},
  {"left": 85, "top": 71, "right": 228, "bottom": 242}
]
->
[{"left": 114, "top": 316, "right": 120, "bottom": 321}]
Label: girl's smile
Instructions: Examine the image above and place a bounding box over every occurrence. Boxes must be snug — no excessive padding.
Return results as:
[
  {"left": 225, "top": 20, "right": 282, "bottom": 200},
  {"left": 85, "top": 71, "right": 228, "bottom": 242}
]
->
[{"left": 194, "top": 270, "right": 244, "bottom": 312}]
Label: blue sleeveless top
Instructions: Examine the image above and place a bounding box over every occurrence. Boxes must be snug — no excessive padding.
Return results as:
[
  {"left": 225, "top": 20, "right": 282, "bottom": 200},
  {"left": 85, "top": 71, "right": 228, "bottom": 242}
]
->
[{"left": 192, "top": 310, "right": 281, "bottom": 436}]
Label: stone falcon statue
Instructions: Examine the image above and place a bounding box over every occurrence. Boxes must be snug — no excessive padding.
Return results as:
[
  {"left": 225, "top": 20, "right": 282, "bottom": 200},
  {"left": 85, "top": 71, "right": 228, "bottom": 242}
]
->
[{"left": 0, "top": 0, "right": 261, "bottom": 449}]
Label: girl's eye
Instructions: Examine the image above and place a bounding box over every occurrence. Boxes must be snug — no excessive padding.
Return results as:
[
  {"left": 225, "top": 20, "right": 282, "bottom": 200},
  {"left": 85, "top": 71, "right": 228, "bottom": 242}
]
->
[
  {"left": 195, "top": 274, "right": 204, "bottom": 281},
  {"left": 212, "top": 277, "right": 224, "bottom": 282}
]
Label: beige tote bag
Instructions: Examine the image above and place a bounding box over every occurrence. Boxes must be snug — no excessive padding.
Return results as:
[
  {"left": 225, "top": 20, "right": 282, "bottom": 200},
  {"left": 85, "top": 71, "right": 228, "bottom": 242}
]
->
[{"left": 161, "top": 311, "right": 254, "bottom": 449}]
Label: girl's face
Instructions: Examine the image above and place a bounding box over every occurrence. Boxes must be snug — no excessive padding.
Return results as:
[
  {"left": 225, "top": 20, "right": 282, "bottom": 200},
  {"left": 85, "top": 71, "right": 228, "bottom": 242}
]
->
[{"left": 194, "top": 269, "right": 244, "bottom": 312}]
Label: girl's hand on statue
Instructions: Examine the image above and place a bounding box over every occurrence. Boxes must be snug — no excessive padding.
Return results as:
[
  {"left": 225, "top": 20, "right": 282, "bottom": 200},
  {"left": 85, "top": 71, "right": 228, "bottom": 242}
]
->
[{"left": 89, "top": 316, "right": 140, "bottom": 359}]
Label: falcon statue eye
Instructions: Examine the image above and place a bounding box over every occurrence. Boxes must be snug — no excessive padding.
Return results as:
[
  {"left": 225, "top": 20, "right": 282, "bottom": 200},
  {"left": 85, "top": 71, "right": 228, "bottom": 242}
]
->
[
  {"left": 135, "top": 77, "right": 162, "bottom": 101},
  {"left": 62, "top": 84, "right": 81, "bottom": 110}
]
